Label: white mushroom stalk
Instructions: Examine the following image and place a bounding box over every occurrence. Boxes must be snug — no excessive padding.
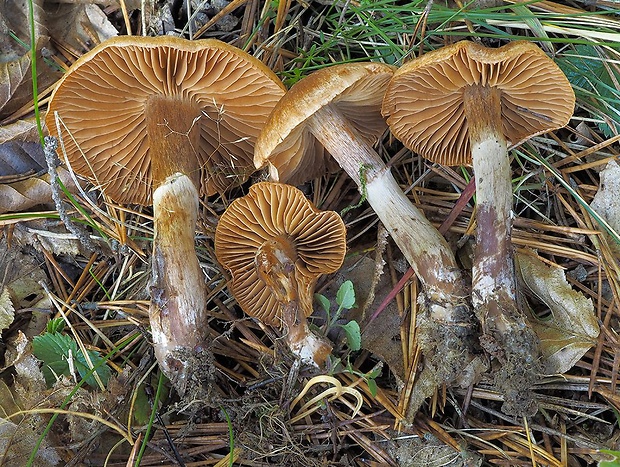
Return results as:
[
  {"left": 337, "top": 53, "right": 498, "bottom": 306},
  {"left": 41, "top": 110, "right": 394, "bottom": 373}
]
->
[
  {"left": 307, "top": 104, "right": 465, "bottom": 309},
  {"left": 151, "top": 173, "right": 208, "bottom": 383},
  {"left": 382, "top": 40, "right": 576, "bottom": 416},
  {"left": 307, "top": 105, "right": 481, "bottom": 417},
  {"left": 463, "top": 86, "right": 520, "bottom": 330},
  {"left": 144, "top": 93, "right": 210, "bottom": 390},
  {"left": 463, "top": 85, "right": 541, "bottom": 416}
]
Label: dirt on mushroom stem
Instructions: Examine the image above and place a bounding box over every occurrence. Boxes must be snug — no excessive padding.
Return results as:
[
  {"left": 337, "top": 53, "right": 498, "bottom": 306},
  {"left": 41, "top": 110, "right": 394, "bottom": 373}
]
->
[{"left": 464, "top": 84, "right": 542, "bottom": 417}]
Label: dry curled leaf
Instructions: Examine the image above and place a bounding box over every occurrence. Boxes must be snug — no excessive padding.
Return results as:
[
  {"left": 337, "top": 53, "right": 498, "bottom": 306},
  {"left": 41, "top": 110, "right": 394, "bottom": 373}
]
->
[
  {"left": 0, "top": 288, "right": 15, "bottom": 332},
  {"left": 0, "top": 140, "right": 46, "bottom": 177},
  {"left": 0, "top": 237, "right": 50, "bottom": 341},
  {"left": 0, "top": 49, "right": 32, "bottom": 117},
  {"left": 0, "top": 118, "right": 40, "bottom": 145},
  {"left": 0, "top": 353, "right": 61, "bottom": 467},
  {"left": 516, "top": 249, "right": 599, "bottom": 375},
  {"left": 46, "top": 3, "right": 117, "bottom": 54},
  {"left": 0, "top": 0, "right": 60, "bottom": 119},
  {"left": 0, "top": 139, "right": 78, "bottom": 213},
  {"left": 590, "top": 159, "right": 620, "bottom": 258}
]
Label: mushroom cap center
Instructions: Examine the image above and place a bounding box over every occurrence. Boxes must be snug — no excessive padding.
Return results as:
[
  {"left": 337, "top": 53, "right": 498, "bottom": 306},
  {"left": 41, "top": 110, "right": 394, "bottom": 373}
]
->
[{"left": 255, "top": 235, "right": 298, "bottom": 302}]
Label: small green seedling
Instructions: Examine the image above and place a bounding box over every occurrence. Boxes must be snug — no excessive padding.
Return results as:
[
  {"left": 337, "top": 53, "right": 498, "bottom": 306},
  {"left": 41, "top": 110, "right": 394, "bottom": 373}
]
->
[
  {"left": 46, "top": 317, "right": 65, "bottom": 334},
  {"left": 315, "top": 280, "right": 361, "bottom": 352},
  {"left": 346, "top": 362, "right": 382, "bottom": 398}
]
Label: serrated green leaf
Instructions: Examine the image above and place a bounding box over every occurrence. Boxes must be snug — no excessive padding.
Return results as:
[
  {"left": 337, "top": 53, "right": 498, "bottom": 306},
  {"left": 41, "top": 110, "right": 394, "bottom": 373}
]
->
[
  {"left": 32, "top": 332, "right": 76, "bottom": 363},
  {"left": 599, "top": 450, "right": 620, "bottom": 467},
  {"left": 32, "top": 332, "right": 110, "bottom": 388},
  {"left": 74, "top": 348, "right": 111, "bottom": 388},
  {"left": 314, "top": 293, "right": 331, "bottom": 314},
  {"left": 336, "top": 280, "right": 356, "bottom": 309},
  {"left": 32, "top": 333, "right": 77, "bottom": 386},
  {"left": 339, "top": 320, "right": 361, "bottom": 352},
  {"left": 367, "top": 378, "right": 378, "bottom": 398}
]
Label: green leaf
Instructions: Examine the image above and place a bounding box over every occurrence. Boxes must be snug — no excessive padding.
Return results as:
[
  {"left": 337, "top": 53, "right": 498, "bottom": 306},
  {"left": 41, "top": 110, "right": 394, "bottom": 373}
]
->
[
  {"left": 339, "top": 320, "right": 361, "bottom": 352},
  {"left": 32, "top": 332, "right": 110, "bottom": 388},
  {"left": 314, "top": 293, "right": 331, "bottom": 314},
  {"left": 599, "top": 450, "right": 620, "bottom": 467},
  {"left": 132, "top": 384, "right": 153, "bottom": 426},
  {"left": 367, "top": 378, "right": 378, "bottom": 398},
  {"left": 74, "top": 347, "right": 111, "bottom": 388},
  {"left": 368, "top": 367, "right": 382, "bottom": 380},
  {"left": 46, "top": 317, "right": 64, "bottom": 334},
  {"left": 32, "top": 333, "right": 75, "bottom": 386},
  {"left": 336, "top": 280, "right": 356, "bottom": 309}
]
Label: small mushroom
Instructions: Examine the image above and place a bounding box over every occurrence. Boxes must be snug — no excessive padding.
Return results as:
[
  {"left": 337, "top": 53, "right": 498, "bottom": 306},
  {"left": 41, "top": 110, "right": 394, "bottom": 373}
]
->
[
  {"left": 255, "top": 64, "right": 481, "bottom": 414},
  {"left": 214, "top": 182, "right": 346, "bottom": 366},
  {"left": 46, "top": 35, "right": 286, "bottom": 393},
  {"left": 382, "top": 40, "right": 575, "bottom": 415}
]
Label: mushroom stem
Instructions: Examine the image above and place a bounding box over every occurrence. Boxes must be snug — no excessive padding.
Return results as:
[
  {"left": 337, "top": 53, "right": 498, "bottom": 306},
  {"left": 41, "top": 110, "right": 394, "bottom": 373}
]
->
[
  {"left": 255, "top": 236, "right": 332, "bottom": 367},
  {"left": 256, "top": 236, "right": 333, "bottom": 367},
  {"left": 143, "top": 96, "right": 211, "bottom": 392},
  {"left": 307, "top": 104, "right": 480, "bottom": 414},
  {"left": 307, "top": 104, "right": 464, "bottom": 303},
  {"left": 150, "top": 173, "right": 209, "bottom": 394},
  {"left": 463, "top": 86, "right": 516, "bottom": 313},
  {"left": 146, "top": 95, "right": 202, "bottom": 188},
  {"left": 464, "top": 85, "right": 541, "bottom": 416}
]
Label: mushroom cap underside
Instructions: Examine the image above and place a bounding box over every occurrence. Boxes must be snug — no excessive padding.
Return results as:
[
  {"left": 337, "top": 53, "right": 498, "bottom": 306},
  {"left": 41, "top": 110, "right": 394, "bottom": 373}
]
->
[
  {"left": 215, "top": 182, "right": 346, "bottom": 327},
  {"left": 254, "top": 62, "right": 396, "bottom": 185},
  {"left": 46, "top": 35, "right": 286, "bottom": 205},
  {"left": 382, "top": 40, "right": 575, "bottom": 166}
]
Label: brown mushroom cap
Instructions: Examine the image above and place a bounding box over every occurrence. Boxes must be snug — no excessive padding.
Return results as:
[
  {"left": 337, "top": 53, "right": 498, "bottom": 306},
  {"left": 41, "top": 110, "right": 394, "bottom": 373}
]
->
[
  {"left": 254, "top": 62, "right": 396, "bottom": 185},
  {"left": 46, "top": 35, "right": 286, "bottom": 205},
  {"left": 382, "top": 40, "right": 575, "bottom": 166},
  {"left": 215, "top": 182, "right": 346, "bottom": 327}
]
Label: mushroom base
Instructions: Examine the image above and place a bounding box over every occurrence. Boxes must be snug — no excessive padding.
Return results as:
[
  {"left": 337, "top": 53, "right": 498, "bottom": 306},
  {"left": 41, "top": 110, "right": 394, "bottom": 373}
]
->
[
  {"left": 282, "top": 301, "right": 332, "bottom": 367},
  {"left": 150, "top": 173, "right": 211, "bottom": 395}
]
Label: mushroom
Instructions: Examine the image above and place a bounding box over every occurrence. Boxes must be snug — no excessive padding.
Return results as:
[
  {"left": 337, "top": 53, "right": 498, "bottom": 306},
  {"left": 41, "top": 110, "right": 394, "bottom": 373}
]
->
[
  {"left": 382, "top": 40, "right": 575, "bottom": 415},
  {"left": 45, "top": 35, "right": 286, "bottom": 393},
  {"left": 214, "top": 181, "right": 346, "bottom": 366},
  {"left": 255, "top": 63, "right": 481, "bottom": 416}
]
